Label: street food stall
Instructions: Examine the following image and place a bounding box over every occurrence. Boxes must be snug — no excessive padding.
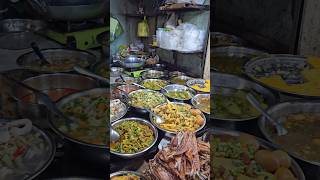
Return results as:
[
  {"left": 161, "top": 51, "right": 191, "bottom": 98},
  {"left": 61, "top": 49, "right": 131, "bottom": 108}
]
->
[
  {"left": 109, "top": 0, "right": 211, "bottom": 179},
  {"left": 211, "top": 1, "right": 320, "bottom": 180},
  {"left": 0, "top": 0, "right": 108, "bottom": 179}
]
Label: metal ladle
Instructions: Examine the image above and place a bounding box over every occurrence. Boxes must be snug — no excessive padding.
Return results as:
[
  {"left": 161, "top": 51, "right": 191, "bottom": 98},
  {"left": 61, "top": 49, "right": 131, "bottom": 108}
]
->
[
  {"left": 73, "top": 66, "right": 110, "bottom": 84},
  {"left": 110, "top": 127, "right": 120, "bottom": 142},
  {"left": 4, "top": 75, "right": 73, "bottom": 130},
  {"left": 246, "top": 93, "right": 288, "bottom": 136},
  {"left": 30, "top": 42, "right": 51, "bottom": 65}
]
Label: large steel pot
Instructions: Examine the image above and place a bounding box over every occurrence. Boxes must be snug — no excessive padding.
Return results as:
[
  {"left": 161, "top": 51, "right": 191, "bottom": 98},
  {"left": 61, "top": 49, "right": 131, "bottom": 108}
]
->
[
  {"left": 17, "top": 48, "right": 97, "bottom": 73},
  {"left": 0, "top": 19, "right": 46, "bottom": 50},
  {"left": 258, "top": 101, "right": 320, "bottom": 180},
  {"left": 210, "top": 72, "right": 277, "bottom": 134},
  {"left": 11, "top": 73, "right": 98, "bottom": 128},
  {"left": 52, "top": 88, "right": 109, "bottom": 164},
  {"left": 27, "top": 0, "right": 108, "bottom": 21}
]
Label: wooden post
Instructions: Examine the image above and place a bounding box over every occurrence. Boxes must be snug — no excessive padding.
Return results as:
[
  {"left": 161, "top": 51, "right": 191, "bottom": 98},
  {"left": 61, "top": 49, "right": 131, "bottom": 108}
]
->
[
  {"left": 203, "top": 34, "right": 210, "bottom": 79},
  {"left": 298, "top": 0, "right": 320, "bottom": 56}
]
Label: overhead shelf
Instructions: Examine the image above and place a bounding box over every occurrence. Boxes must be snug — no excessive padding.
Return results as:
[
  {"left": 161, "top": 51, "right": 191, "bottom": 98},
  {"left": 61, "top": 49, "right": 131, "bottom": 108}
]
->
[{"left": 159, "top": 3, "right": 209, "bottom": 12}]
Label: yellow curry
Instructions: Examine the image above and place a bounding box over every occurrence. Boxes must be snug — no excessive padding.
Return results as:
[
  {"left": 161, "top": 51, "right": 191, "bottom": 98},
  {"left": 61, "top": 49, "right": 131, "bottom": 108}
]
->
[
  {"left": 191, "top": 79, "right": 210, "bottom": 93},
  {"left": 252, "top": 57, "right": 320, "bottom": 97}
]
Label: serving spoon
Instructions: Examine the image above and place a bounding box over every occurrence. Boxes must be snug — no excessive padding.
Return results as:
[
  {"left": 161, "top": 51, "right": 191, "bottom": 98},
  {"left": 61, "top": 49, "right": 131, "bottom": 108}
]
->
[
  {"left": 110, "top": 127, "right": 120, "bottom": 142},
  {"left": 246, "top": 93, "right": 288, "bottom": 136},
  {"left": 73, "top": 66, "right": 110, "bottom": 84},
  {"left": 147, "top": 108, "right": 165, "bottom": 124},
  {"left": 132, "top": 83, "right": 146, "bottom": 89},
  {"left": 30, "top": 42, "right": 51, "bottom": 65}
]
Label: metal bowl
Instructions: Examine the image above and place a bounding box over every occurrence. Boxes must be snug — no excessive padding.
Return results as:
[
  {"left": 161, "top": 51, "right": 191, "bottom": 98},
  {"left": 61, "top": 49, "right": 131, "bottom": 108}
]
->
[
  {"left": 0, "top": 19, "right": 46, "bottom": 50},
  {"left": 140, "top": 79, "right": 169, "bottom": 91},
  {"left": 149, "top": 102, "right": 206, "bottom": 134},
  {"left": 161, "top": 84, "right": 196, "bottom": 102},
  {"left": 115, "top": 76, "right": 140, "bottom": 84},
  {"left": 211, "top": 46, "right": 267, "bottom": 75},
  {"left": 0, "top": 19, "right": 46, "bottom": 32},
  {"left": 110, "top": 67, "right": 123, "bottom": 77},
  {"left": 128, "top": 89, "right": 168, "bottom": 114},
  {"left": 211, "top": 32, "right": 245, "bottom": 47},
  {"left": 191, "top": 93, "right": 210, "bottom": 115},
  {"left": 110, "top": 118, "right": 158, "bottom": 159},
  {"left": 202, "top": 128, "right": 305, "bottom": 180},
  {"left": 11, "top": 73, "right": 98, "bottom": 128},
  {"left": 110, "top": 171, "right": 147, "bottom": 179},
  {"left": 244, "top": 54, "right": 320, "bottom": 98},
  {"left": 52, "top": 88, "right": 109, "bottom": 164},
  {"left": 186, "top": 78, "right": 210, "bottom": 93},
  {"left": 111, "top": 99, "right": 128, "bottom": 123},
  {"left": 169, "top": 71, "right": 185, "bottom": 78},
  {"left": 116, "top": 55, "right": 146, "bottom": 69},
  {"left": 141, "top": 70, "right": 166, "bottom": 79},
  {"left": 258, "top": 100, "right": 320, "bottom": 179},
  {"left": 17, "top": 48, "right": 96, "bottom": 73},
  {"left": 153, "top": 63, "right": 166, "bottom": 70},
  {"left": 111, "top": 84, "right": 140, "bottom": 101},
  {"left": 0, "top": 119, "right": 56, "bottom": 180},
  {"left": 211, "top": 72, "right": 277, "bottom": 121},
  {"left": 170, "top": 75, "right": 193, "bottom": 85},
  {"left": 117, "top": 84, "right": 140, "bottom": 94},
  {"left": 211, "top": 46, "right": 266, "bottom": 58}
]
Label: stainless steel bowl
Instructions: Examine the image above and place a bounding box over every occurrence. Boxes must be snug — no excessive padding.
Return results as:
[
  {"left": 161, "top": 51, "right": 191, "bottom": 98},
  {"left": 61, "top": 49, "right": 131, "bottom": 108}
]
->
[
  {"left": 211, "top": 72, "right": 277, "bottom": 121},
  {"left": 244, "top": 54, "right": 319, "bottom": 98},
  {"left": 110, "top": 67, "right": 123, "bottom": 77},
  {"left": 0, "top": 119, "right": 56, "bottom": 180},
  {"left": 17, "top": 48, "right": 96, "bottom": 73},
  {"left": 259, "top": 101, "right": 320, "bottom": 167},
  {"left": 169, "top": 71, "right": 185, "bottom": 78},
  {"left": 0, "top": 19, "right": 46, "bottom": 50},
  {"left": 141, "top": 70, "right": 166, "bottom": 79},
  {"left": 116, "top": 55, "right": 146, "bottom": 69},
  {"left": 12, "top": 73, "right": 98, "bottom": 128},
  {"left": 128, "top": 89, "right": 167, "bottom": 114},
  {"left": 140, "top": 79, "right": 169, "bottom": 91},
  {"left": 52, "top": 88, "right": 109, "bottom": 164},
  {"left": 110, "top": 118, "right": 158, "bottom": 159},
  {"left": 211, "top": 46, "right": 267, "bottom": 75},
  {"left": 186, "top": 78, "right": 210, "bottom": 93},
  {"left": 170, "top": 75, "right": 193, "bottom": 85},
  {"left": 191, "top": 93, "right": 210, "bottom": 114},
  {"left": 0, "top": 19, "right": 46, "bottom": 32},
  {"left": 110, "top": 171, "right": 147, "bottom": 179},
  {"left": 161, "top": 84, "right": 196, "bottom": 102},
  {"left": 111, "top": 99, "right": 128, "bottom": 123},
  {"left": 149, "top": 102, "right": 206, "bottom": 134},
  {"left": 115, "top": 76, "right": 140, "bottom": 84},
  {"left": 117, "top": 84, "right": 140, "bottom": 94},
  {"left": 153, "top": 63, "right": 166, "bottom": 70},
  {"left": 202, "top": 128, "right": 305, "bottom": 180},
  {"left": 211, "top": 46, "right": 266, "bottom": 58},
  {"left": 211, "top": 32, "right": 245, "bottom": 47}
]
